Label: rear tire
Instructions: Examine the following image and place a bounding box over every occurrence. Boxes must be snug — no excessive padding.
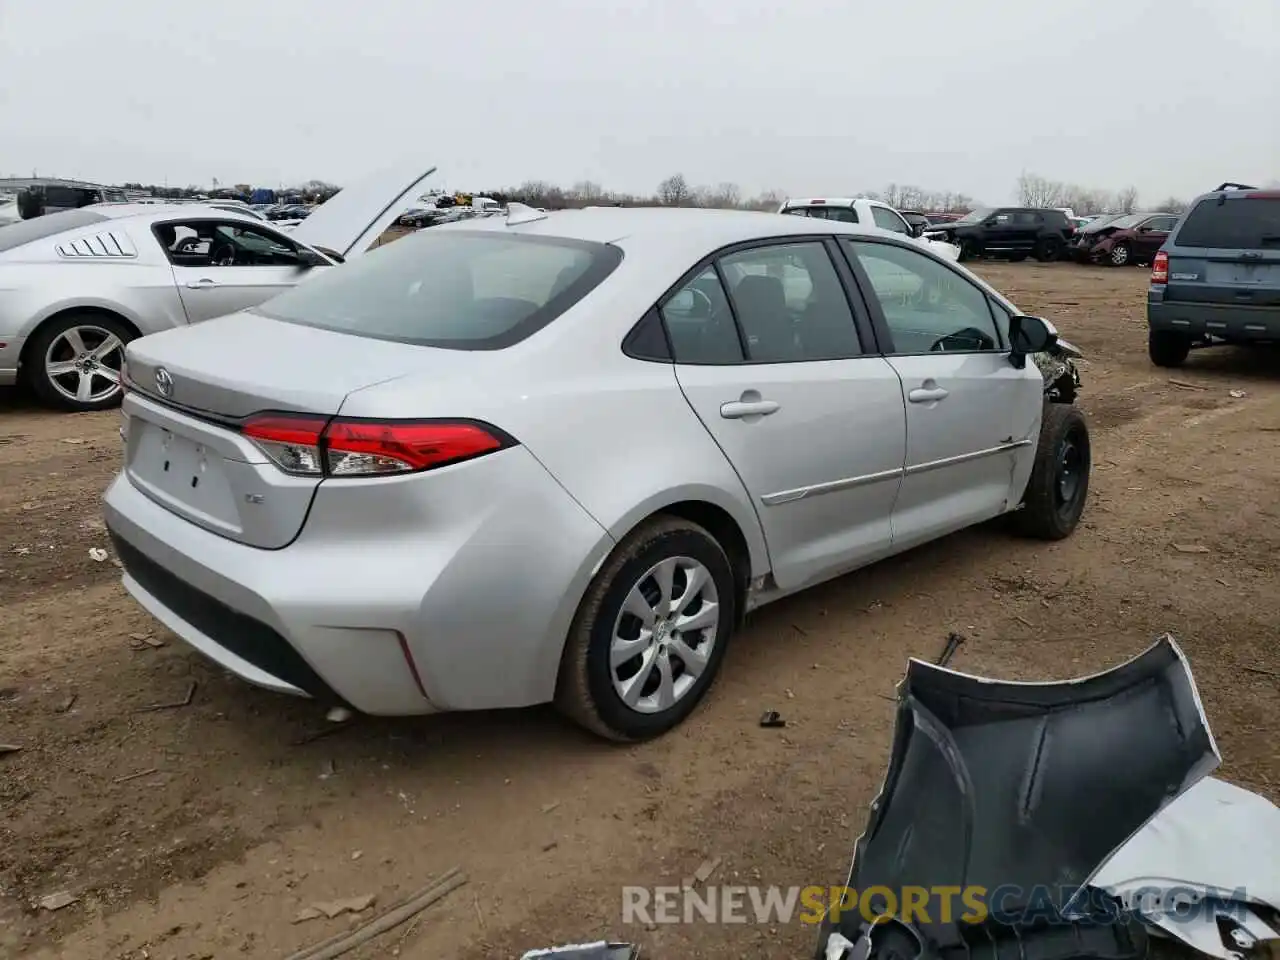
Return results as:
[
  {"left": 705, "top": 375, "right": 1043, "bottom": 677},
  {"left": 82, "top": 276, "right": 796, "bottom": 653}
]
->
[
  {"left": 1034, "top": 237, "right": 1063, "bottom": 262},
  {"left": 24, "top": 312, "right": 135, "bottom": 412},
  {"left": 555, "top": 516, "right": 737, "bottom": 742},
  {"left": 1148, "top": 329, "right": 1191, "bottom": 367},
  {"left": 1015, "top": 403, "right": 1091, "bottom": 541},
  {"left": 956, "top": 239, "right": 979, "bottom": 262}
]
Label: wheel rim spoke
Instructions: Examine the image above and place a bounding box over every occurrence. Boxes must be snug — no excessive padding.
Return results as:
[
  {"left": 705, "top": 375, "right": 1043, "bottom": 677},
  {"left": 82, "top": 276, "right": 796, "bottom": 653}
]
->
[{"left": 609, "top": 554, "right": 721, "bottom": 716}]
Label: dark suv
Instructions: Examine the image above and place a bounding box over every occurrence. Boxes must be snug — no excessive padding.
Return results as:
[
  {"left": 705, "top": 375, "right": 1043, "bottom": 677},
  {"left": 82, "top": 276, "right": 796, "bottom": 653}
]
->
[
  {"left": 924, "top": 207, "right": 1074, "bottom": 263},
  {"left": 15, "top": 180, "right": 126, "bottom": 218},
  {"left": 1147, "top": 183, "right": 1280, "bottom": 367}
]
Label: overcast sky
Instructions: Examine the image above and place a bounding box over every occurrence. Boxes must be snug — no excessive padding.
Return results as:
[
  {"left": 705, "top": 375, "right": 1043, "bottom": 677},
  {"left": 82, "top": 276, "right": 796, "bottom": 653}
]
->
[{"left": 1, "top": 0, "right": 1275, "bottom": 204}]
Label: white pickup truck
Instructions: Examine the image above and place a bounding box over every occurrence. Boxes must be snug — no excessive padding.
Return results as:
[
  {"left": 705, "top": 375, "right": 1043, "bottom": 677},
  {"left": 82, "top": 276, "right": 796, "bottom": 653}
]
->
[{"left": 777, "top": 197, "right": 961, "bottom": 261}]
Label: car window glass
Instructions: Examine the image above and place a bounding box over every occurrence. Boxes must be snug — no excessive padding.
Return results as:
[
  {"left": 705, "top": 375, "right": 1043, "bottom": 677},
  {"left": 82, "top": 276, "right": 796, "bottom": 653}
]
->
[
  {"left": 785, "top": 206, "right": 857, "bottom": 223},
  {"left": 1174, "top": 198, "right": 1280, "bottom": 249},
  {"left": 157, "top": 220, "right": 302, "bottom": 267},
  {"left": 1147, "top": 216, "right": 1177, "bottom": 232},
  {"left": 992, "top": 211, "right": 1011, "bottom": 224},
  {"left": 718, "top": 242, "right": 861, "bottom": 362},
  {"left": 844, "top": 240, "right": 1000, "bottom": 354},
  {"left": 1013, "top": 211, "right": 1039, "bottom": 225},
  {"left": 255, "top": 231, "right": 621, "bottom": 350},
  {"left": 871, "top": 206, "right": 910, "bottom": 234},
  {"left": 661, "top": 267, "right": 743, "bottom": 364}
]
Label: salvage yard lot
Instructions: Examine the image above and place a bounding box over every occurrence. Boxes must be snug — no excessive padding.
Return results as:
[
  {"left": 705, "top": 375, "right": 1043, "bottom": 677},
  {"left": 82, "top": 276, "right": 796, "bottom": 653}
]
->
[{"left": 1, "top": 262, "right": 1277, "bottom": 959}]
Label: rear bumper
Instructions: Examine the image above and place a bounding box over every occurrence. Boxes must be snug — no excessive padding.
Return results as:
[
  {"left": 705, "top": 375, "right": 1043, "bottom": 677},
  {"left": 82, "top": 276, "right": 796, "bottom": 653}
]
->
[
  {"left": 1148, "top": 296, "right": 1280, "bottom": 340},
  {"left": 103, "top": 445, "right": 615, "bottom": 716}
]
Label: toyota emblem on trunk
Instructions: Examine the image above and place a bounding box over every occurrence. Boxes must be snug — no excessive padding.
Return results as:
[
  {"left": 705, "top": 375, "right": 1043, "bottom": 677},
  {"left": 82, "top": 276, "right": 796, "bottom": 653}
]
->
[{"left": 154, "top": 367, "right": 174, "bottom": 398}]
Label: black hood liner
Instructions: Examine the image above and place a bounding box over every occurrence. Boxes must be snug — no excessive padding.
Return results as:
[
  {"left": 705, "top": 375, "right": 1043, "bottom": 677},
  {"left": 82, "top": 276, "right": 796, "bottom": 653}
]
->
[{"left": 845, "top": 636, "right": 1219, "bottom": 949}]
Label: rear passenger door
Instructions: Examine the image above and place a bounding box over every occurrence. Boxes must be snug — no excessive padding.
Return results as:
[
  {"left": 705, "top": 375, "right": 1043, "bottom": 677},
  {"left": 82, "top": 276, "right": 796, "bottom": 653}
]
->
[
  {"left": 840, "top": 238, "right": 1043, "bottom": 549},
  {"left": 665, "top": 238, "right": 907, "bottom": 591}
]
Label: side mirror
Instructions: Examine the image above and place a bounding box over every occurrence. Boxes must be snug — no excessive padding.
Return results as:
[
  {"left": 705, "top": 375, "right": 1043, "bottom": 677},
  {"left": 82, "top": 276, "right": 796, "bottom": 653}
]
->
[
  {"left": 910, "top": 223, "right": 926, "bottom": 238},
  {"left": 1008, "top": 314, "right": 1058, "bottom": 368},
  {"left": 296, "top": 247, "right": 329, "bottom": 268}
]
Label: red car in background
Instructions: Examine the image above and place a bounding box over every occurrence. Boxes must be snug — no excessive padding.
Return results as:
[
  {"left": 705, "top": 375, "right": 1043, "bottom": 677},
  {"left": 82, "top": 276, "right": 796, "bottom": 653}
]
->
[{"left": 1070, "top": 212, "right": 1181, "bottom": 266}]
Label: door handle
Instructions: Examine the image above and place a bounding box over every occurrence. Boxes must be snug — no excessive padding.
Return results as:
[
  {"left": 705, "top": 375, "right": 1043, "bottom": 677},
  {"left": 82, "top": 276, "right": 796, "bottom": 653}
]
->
[
  {"left": 185, "top": 278, "right": 219, "bottom": 289},
  {"left": 720, "top": 399, "right": 780, "bottom": 419},
  {"left": 908, "top": 386, "right": 949, "bottom": 403}
]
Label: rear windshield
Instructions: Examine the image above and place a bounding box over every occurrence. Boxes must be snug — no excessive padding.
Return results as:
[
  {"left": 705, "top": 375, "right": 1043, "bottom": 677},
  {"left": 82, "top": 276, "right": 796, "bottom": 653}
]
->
[
  {"left": 0, "top": 208, "right": 110, "bottom": 253},
  {"left": 783, "top": 206, "right": 859, "bottom": 223},
  {"left": 254, "top": 230, "right": 623, "bottom": 350},
  {"left": 1175, "top": 197, "right": 1280, "bottom": 250}
]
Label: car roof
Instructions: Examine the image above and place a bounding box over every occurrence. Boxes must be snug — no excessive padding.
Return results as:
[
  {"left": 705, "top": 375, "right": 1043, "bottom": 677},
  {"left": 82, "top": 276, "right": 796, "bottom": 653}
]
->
[
  {"left": 433, "top": 206, "right": 898, "bottom": 256},
  {"left": 779, "top": 197, "right": 884, "bottom": 208},
  {"left": 85, "top": 203, "right": 269, "bottom": 226}
]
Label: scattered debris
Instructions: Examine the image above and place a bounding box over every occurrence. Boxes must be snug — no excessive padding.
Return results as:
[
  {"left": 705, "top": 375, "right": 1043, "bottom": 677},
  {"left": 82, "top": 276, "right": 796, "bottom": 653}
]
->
[
  {"left": 824, "top": 932, "right": 858, "bottom": 960},
  {"left": 285, "top": 867, "right": 465, "bottom": 960},
  {"left": 37, "top": 891, "right": 79, "bottom": 911},
  {"left": 542, "top": 840, "right": 558, "bottom": 852},
  {"left": 56, "top": 693, "right": 77, "bottom": 713},
  {"left": 1168, "top": 379, "right": 1207, "bottom": 391},
  {"left": 541, "top": 801, "right": 561, "bottom": 814},
  {"left": 520, "top": 944, "right": 640, "bottom": 960},
  {"left": 113, "top": 767, "right": 158, "bottom": 784},
  {"left": 682, "top": 856, "right": 723, "bottom": 890},
  {"left": 138, "top": 680, "right": 197, "bottom": 713},
  {"left": 758, "top": 710, "right": 786, "bottom": 728},
  {"left": 934, "top": 631, "right": 965, "bottom": 667},
  {"left": 129, "top": 632, "right": 165, "bottom": 648},
  {"left": 0, "top": 744, "right": 22, "bottom": 755},
  {"left": 350, "top": 851, "right": 363, "bottom": 861},
  {"left": 1172, "top": 543, "right": 1212, "bottom": 554},
  {"left": 792, "top": 623, "right": 809, "bottom": 637},
  {"left": 1014, "top": 615, "right": 1034, "bottom": 628},
  {"left": 326, "top": 706, "right": 353, "bottom": 723},
  {"left": 88, "top": 547, "right": 109, "bottom": 562},
  {"left": 1229, "top": 390, "right": 1247, "bottom": 399},
  {"left": 319, "top": 759, "right": 336, "bottom": 780},
  {"left": 60, "top": 437, "right": 87, "bottom": 445},
  {"left": 784, "top": 688, "right": 795, "bottom": 699}
]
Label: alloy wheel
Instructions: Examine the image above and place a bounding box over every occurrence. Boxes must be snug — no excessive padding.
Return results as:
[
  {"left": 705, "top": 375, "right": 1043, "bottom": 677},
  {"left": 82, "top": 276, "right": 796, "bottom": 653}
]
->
[
  {"left": 609, "top": 555, "right": 721, "bottom": 714},
  {"left": 1110, "top": 245, "right": 1130, "bottom": 266},
  {"left": 44, "top": 325, "right": 125, "bottom": 406}
]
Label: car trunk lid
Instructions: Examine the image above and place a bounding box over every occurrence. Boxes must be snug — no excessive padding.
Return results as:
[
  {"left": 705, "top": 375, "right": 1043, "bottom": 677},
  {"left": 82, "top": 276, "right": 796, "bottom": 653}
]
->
[{"left": 121, "top": 311, "right": 456, "bottom": 549}]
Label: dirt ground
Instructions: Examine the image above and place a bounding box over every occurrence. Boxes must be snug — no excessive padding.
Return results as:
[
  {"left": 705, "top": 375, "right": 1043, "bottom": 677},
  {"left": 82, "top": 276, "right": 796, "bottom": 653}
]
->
[{"left": 1, "top": 262, "right": 1277, "bottom": 960}]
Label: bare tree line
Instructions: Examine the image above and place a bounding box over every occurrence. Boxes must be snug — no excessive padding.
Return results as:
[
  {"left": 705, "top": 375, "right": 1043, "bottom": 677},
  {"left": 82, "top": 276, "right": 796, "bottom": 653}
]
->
[
  {"left": 1015, "top": 172, "right": 1190, "bottom": 215},
  {"left": 495, "top": 174, "right": 978, "bottom": 214}
]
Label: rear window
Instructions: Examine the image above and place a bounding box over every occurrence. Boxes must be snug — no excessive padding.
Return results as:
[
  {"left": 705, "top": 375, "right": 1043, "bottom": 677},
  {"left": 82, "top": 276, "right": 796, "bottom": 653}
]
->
[
  {"left": 784, "top": 206, "right": 859, "bottom": 223},
  {"left": 254, "top": 230, "right": 623, "bottom": 350},
  {"left": 1175, "top": 197, "right": 1280, "bottom": 250},
  {"left": 0, "top": 208, "right": 110, "bottom": 253}
]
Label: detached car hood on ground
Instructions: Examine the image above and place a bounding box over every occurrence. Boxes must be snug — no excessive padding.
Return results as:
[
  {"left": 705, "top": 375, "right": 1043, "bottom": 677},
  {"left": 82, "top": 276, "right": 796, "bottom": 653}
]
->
[
  {"left": 289, "top": 162, "right": 438, "bottom": 260},
  {"left": 832, "top": 635, "right": 1219, "bottom": 957}
]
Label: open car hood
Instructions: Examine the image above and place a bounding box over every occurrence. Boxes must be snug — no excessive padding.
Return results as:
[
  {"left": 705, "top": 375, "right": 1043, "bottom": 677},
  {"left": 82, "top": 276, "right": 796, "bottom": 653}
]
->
[
  {"left": 839, "top": 635, "right": 1219, "bottom": 955},
  {"left": 290, "top": 162, "right": 438, "bottom": 260}
]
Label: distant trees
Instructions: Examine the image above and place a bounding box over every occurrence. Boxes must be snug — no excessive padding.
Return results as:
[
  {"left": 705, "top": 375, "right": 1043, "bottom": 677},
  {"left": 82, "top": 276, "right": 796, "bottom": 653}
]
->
[{"left": 1016, "top": 171, "right": 1143, "bottom": 214}]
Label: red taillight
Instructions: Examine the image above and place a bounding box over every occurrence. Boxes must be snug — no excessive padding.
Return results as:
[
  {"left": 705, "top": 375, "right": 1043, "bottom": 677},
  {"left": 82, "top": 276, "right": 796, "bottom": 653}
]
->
[
  {"left": 241, "top": 413, "right": 511, "bottom": 477},
  {"left": 1152, "top": 251, "right": 1169, "bottom": 284}
]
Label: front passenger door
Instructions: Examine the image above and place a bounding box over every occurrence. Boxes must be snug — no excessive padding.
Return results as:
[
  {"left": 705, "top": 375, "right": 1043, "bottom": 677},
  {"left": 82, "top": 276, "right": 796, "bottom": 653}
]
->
[
  {"left": 841, "top": 239, "right": 1043, "bottom": 549},
  {"left": 1134, "top": 215, "right": 1177, "bottom": 261},
  {"left": 667, "top": 239, "right": 908, "bottom": 591}
]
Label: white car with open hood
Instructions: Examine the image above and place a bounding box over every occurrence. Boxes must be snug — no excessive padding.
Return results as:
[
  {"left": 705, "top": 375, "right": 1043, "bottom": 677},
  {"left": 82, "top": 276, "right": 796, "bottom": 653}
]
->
[{"left": 0, "top": 163, "right": 439, "bottom": 411}]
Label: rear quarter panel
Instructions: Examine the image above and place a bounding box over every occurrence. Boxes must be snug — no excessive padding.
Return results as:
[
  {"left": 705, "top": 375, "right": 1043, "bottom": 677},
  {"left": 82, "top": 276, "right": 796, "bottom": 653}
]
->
[{"left": 0, "top": 222, "right": 187, "bottom": 340}]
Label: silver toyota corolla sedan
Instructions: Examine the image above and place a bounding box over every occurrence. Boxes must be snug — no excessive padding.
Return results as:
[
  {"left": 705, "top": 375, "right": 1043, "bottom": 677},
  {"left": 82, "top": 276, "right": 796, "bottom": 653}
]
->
[
  {"left": 103, "top": 205, "right": 1091, "bottom": 741},
  {"left": 0, "top": 163, "right": 439, "bottom": 411}
]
